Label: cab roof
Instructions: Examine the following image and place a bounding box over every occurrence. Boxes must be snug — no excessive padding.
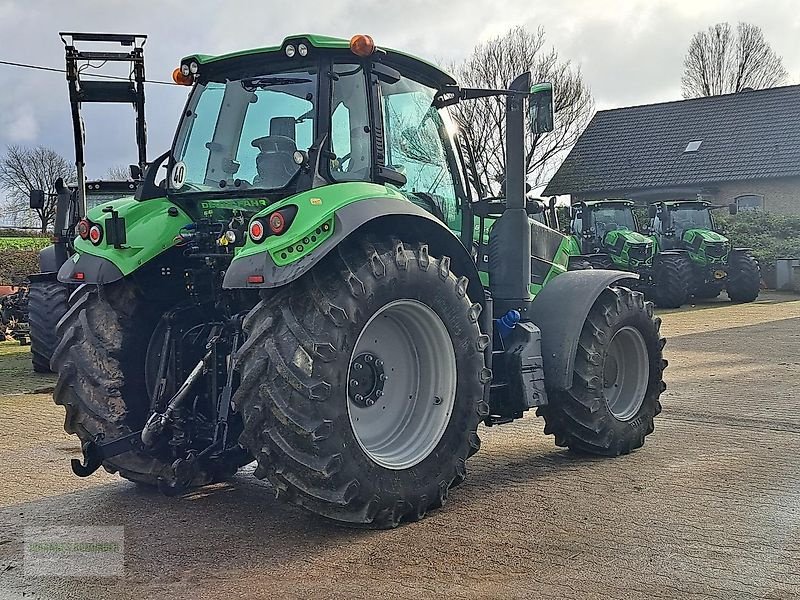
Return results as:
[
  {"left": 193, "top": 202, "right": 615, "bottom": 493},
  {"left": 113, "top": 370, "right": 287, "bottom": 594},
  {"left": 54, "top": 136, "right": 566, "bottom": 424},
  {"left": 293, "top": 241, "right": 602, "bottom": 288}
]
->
[
  {"left": 182, "top": 34, "right": 457, "bottom": 88},
  {"left": 581, "top": 199, "right": 634, "bottom": 207}
]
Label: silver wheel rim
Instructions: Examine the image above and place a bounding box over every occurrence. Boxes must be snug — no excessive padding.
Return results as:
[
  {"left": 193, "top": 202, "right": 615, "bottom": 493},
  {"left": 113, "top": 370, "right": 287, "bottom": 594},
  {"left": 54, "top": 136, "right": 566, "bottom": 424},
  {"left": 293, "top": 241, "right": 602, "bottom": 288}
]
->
[
  {"left": 602, "top": 326, "right": 649, "bottom": 421},
  {"left": 347, "top": 299, "right": 457, "bottom": 470}
]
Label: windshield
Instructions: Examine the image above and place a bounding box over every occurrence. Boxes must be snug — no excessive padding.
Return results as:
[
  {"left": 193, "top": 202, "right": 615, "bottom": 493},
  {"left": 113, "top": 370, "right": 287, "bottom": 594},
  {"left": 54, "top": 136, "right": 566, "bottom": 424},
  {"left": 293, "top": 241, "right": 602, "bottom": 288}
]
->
[
  {"left": 591, "top": 206, "right": 636, "bottom": 236},
  {"left": 171, "top": 69, "right": 317, "bottom": 195},
  {"left": 672, "top": 205, "right": 713, "bottom": 233}
]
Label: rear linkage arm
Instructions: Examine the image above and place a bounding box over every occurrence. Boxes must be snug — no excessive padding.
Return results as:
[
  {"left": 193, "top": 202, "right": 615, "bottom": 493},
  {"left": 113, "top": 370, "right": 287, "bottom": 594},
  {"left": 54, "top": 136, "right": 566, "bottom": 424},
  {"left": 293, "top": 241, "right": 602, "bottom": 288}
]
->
[{"left": 70, "top": 316, "right": 245, "bottom": 483}]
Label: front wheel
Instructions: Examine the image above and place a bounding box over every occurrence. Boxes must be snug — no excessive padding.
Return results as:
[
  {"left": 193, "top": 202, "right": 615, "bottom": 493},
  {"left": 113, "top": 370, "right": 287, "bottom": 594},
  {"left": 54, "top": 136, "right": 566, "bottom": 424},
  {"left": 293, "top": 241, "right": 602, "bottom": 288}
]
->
[
  {"left": 234, "top": 237, "right": 487, "bottom": 528},
  {"left": 652, "top": 254, "right": 691, "bottom": 308},
  {"left": 726, "top": 252, "right": 760, "bottom": 303},
  {"left": 537, "top": 287, "right": 666, "bottom": 455}
]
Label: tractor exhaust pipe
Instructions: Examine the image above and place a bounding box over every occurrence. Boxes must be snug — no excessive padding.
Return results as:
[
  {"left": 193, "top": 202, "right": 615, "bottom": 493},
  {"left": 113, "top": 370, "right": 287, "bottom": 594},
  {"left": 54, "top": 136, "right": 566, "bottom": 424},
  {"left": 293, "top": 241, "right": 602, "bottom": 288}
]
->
[{"left": 488, "top": 72, "right": 532, "bottom": 317}]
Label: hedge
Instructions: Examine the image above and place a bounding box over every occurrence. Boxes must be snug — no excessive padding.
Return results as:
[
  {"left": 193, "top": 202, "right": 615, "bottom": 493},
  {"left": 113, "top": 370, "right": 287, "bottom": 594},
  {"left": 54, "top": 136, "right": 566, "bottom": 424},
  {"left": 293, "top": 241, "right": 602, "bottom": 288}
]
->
[{"left": 0, "top": 249, "right": 40, "bottom": 285}]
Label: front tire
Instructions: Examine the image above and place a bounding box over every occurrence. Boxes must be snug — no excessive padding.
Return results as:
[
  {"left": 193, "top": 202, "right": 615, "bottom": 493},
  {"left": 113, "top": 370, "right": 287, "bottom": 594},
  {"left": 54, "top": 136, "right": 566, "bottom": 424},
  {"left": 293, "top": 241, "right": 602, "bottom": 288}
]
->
[
  {"left": 537, "top": 287, "right": 666, "bottom": 455},
  {"left": 28, "top": 279, "right": 69, "bottom": 372},
  {"left": 726, "top": 252, "right": 760, "bottom": 303},
  {"left": 234, "top": 237, "right": 487, "bottom": 528},
  {"left": 652, "top": 254, "right": 691, "bottom": 308}
]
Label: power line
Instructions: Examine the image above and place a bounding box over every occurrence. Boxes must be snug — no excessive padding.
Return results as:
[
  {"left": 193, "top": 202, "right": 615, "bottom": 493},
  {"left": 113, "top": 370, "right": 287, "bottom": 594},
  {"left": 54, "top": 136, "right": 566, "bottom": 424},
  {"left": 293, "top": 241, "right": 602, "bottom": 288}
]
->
[{"left": 0, "top": 59, "right": 177, "bottom": 86}]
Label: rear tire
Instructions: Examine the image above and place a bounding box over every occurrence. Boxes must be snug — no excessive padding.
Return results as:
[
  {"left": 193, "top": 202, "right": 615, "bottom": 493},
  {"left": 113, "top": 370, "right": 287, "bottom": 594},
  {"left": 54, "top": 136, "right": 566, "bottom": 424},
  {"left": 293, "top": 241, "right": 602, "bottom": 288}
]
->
[
  {"left": 234, "top": 237, "right": 487, "bottom": 528},
  {"left": 50, "top": 281, "right": 231, "bottom": 486},
  {"left": 28, "top": 279, "right": 69, "bottom": 373},
  {"left": 652, "top": 254, "right": 690, "bottom": 308},
  {"left": 537, "top": 287, "right": 666, "bottom": 455},
  {"left": 726, "top": 252, "right": 760, "bottom": 303}
]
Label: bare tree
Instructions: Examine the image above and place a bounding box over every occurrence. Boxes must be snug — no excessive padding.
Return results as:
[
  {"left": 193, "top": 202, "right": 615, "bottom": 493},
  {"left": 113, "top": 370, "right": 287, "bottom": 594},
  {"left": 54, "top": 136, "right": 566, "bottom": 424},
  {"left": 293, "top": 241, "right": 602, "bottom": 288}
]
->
[
  {"left": 106, "top": 165, "right": 132, "bottom": 180},
  {"left": 449, "top": 26, "right": 594, "bottom": 195},
  {"left": 0, "top": 145, "right": 76, "bottom": 232},
  {"left": 681, "top": 22, "right": 788, "bottom": 98}
]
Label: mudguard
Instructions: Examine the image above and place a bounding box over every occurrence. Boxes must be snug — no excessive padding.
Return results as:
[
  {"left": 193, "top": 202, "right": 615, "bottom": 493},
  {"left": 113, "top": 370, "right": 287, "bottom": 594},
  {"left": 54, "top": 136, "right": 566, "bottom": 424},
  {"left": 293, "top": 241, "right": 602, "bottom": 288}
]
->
[
  {"left": 528, "top": 269, "right": 638, "bottom": 391},
  {"left": 37, "top": 245, "right": 59, "bottom": 274},
  {"left": 223, "top": 197, "right": 484, "bottom": 303}
]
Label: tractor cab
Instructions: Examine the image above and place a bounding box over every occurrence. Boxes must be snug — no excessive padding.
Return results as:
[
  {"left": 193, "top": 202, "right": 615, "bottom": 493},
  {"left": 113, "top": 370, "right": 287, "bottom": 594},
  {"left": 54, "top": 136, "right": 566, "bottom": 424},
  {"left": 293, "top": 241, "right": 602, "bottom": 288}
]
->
[
  {"left": 570, "top": 199, "right": 654, "bottom": 268},
  {"left": 648, "top": 200, "right": 729, "bottom": 260},
  {"left": 146, "top": 34, "right": 469, "bottom": 236}
]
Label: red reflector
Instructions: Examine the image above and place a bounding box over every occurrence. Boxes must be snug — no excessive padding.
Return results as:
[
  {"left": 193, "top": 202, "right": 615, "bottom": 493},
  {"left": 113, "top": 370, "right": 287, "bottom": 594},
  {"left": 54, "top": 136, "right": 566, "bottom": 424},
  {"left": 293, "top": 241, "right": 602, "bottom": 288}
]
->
[
  {"left": 73, "top": 272, "right": 85, "bottom": 281},
  {"left": 247, "top": 275, "right": 265, "bottom": 284},
  {"left": 268, "top": 211, "right": 286, "bottom": 235},
  {"left": 249, "top": 219, "right": 265, "bottom": 242},
  {"left": 89, "top": 224, "right": 103, "bottom": 245}
]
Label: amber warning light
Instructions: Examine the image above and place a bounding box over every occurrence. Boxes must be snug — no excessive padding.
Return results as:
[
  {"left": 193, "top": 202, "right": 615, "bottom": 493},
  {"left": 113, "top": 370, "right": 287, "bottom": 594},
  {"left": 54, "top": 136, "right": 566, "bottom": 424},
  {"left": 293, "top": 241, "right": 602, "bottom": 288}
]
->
[{"left": 350, "top": 34, "right": 376, "bottom": 57}]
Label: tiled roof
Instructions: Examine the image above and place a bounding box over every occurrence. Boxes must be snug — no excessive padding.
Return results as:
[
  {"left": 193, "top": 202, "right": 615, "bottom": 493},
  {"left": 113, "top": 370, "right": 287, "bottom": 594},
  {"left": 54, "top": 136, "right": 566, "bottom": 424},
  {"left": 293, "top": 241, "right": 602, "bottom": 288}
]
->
[{"left": 544, "top": 85, "right": 800, "bottom": 196}]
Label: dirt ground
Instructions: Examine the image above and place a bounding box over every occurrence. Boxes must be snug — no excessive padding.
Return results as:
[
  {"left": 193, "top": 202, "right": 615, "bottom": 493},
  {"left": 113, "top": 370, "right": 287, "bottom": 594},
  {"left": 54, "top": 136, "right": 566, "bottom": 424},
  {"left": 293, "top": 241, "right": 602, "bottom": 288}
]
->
[{"left": 0, "top": 292, "right": 798, "bottom": 599}]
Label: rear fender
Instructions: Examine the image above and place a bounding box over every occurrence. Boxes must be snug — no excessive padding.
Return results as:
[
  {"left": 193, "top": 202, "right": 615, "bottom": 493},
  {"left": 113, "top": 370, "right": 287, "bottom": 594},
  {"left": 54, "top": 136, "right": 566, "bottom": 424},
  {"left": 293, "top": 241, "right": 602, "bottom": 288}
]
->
[
  {"left": 223, "top": 197, "right": 484, "bottom": 305},
  {"left": 529, "top": 269, "right": 638, "bottom": 391}
]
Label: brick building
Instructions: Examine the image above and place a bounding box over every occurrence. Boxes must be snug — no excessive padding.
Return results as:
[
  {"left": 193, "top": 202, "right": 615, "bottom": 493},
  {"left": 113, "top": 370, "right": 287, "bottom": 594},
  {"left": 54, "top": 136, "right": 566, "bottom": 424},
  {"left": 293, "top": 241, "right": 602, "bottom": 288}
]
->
[{"left": 544, "top": 85, "right": 800, "bottom": 214}]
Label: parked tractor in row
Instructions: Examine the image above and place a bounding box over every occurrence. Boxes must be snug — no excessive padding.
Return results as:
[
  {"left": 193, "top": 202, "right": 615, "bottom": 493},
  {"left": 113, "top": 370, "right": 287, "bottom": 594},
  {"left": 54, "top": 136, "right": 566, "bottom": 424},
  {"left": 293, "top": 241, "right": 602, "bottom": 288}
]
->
[
  {"left": 565, "top": 198, "right": 760, "bottom": 307},
  {"left": 47, "top": 33, "right": 666, "bottom": 528}
]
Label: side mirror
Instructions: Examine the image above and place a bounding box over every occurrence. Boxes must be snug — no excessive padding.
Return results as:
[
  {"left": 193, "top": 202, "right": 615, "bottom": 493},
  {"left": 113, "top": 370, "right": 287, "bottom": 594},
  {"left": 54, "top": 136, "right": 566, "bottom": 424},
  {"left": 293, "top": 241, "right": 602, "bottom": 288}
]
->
[
  {"left": 29, "top": 189, "right": 45, "bottom": 210},
  {"left": 728, "top": 202, "right": 738, "bottom": 215},
  {"left": 529, "top": 82, "right": 554, "bottom": 135},
  {"left": 129, "top": 164, "right": 143, "bottom": 180},
  {"left": 648, "top": 204, "right": 657, "bottom": 220}
]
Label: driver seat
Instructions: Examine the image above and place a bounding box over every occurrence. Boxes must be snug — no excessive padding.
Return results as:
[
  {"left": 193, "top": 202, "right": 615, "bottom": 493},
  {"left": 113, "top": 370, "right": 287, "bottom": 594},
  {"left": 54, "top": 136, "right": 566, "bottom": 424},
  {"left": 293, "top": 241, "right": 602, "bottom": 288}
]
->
[{"left": 252, "top": 117, "right": 298, "bottom": 187}]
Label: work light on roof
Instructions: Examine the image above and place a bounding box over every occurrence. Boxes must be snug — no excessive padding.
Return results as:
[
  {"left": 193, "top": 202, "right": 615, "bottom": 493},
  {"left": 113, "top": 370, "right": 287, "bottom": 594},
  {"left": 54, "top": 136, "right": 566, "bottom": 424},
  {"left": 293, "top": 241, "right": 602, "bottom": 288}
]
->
[
  {"left": 298, "top": 43, "right": 308, "bottom": 57},
  {"left": 285, "top": 44, "right": 296, "bottom": 58},
  {"left": 180, "top": 63, "right": 190, "bottom": 77},
  {"left": 189, "top": 61, "right": 199, "bottom": 74}
]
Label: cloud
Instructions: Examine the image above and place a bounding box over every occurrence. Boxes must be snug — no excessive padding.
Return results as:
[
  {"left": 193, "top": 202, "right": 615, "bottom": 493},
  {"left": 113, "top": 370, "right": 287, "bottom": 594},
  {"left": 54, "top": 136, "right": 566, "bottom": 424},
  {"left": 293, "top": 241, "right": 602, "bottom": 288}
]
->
[{"left": 0, "top": 0, "right": 797, "bottom": 178}]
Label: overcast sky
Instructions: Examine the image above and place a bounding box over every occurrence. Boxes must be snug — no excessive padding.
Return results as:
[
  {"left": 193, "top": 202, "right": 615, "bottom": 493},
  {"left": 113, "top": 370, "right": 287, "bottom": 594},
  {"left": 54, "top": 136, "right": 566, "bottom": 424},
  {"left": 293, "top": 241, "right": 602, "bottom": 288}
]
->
[{"left": 0, "top": 0, "right": 798, "bottom": 180}]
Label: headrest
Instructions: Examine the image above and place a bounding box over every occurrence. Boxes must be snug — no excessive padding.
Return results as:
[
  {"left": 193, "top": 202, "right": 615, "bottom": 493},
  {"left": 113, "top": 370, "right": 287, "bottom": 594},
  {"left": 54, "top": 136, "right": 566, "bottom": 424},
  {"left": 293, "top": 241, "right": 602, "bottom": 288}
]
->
[{"left": 269, "top": 116, "right": 296, "bottom": 140}]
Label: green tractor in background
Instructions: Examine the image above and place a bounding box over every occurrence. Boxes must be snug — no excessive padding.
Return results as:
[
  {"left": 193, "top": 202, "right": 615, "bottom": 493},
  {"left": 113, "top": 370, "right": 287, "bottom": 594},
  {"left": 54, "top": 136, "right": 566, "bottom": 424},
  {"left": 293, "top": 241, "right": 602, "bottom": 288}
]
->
[
  {"left": 647, "top": 200, "right": 760, "bottom": 302},
  {"left": 51, "top": 33, "right": 667, "bottom": 528},
  {"left": 26, "top": 32, "right": 147, "bottom": 372},
  {"left": 568, "top": 200, "right": 691, "bottom": 308}
]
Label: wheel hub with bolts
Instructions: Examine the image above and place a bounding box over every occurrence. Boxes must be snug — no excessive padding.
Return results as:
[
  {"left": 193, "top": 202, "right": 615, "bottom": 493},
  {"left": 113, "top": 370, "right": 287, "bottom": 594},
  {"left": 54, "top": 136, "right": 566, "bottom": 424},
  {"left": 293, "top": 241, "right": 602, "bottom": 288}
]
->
[{"left": 348, "top": 352, "right": 387, "bottom": 407}]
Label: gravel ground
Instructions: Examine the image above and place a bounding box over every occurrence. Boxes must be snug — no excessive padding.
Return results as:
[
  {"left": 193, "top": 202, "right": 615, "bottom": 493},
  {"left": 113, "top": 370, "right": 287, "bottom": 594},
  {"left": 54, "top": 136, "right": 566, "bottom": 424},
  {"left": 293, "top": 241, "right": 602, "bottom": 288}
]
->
[{"left": 0, "top": 292, "right": 798, "bottom": 599}]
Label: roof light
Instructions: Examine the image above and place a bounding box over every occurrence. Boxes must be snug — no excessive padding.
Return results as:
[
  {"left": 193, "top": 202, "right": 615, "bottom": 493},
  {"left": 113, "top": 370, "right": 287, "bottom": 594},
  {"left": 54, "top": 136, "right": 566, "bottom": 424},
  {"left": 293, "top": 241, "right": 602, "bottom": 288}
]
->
[
  {"left": 684, "top": 140, "right": 703, "bottom": 153},
  {"left": 172, "top": 67, "right": 193, "bottom": 86},
  {"left": 285, "top": 44, "right": 296, "bottom": 58},
  {"left": 189, "top": 61, "right": 199, "bottom": 74},
  {"left": 298, "top": 43, "right": 308, "bottom": 57},
  {"left": 350, "top": 34, "right": 375, "bottom": 57}
]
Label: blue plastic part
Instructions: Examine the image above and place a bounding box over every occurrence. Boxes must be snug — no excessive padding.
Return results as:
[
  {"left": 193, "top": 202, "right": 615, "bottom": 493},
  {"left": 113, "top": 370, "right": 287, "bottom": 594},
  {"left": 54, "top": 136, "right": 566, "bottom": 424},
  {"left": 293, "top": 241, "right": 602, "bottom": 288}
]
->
[{"left": 496, "top": 309, "right": 521, "bottom": 340}]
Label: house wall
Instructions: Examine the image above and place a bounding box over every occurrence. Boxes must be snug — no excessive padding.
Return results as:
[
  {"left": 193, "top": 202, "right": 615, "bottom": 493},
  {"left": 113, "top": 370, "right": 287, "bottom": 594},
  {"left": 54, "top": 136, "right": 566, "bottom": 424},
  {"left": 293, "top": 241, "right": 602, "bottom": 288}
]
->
[{"left": 711, "top": 177, "right": 800, "bottom": 215}]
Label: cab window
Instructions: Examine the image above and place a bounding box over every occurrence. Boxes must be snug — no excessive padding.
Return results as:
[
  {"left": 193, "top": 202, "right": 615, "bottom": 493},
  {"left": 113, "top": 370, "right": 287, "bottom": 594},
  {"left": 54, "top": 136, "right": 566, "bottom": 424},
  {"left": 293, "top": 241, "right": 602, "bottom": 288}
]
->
[
  {"left": 380, "top": 77, "right": 462, "bottom": 229},
  {"left": 330, "top": 64, "right": 371, "bottom": 182}
]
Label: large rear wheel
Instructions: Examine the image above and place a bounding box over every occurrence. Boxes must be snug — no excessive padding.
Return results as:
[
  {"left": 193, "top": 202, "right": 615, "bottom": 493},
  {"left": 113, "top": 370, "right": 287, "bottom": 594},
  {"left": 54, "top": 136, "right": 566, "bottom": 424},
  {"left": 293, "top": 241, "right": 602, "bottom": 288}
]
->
[
  {"left": 538, "top": 287, "right": 666, "bottom": 455},
  {"left": 234, "top": 237, "right": 487, "bottom": 528}
]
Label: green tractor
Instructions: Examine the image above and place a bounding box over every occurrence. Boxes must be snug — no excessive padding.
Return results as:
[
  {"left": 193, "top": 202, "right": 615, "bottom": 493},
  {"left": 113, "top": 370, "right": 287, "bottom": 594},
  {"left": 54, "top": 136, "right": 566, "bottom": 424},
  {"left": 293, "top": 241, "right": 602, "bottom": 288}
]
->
[
  {"left": 26, "top": 32, "right": 147, "bottom": 372},
  {"left": 52, "top": 33, "right": 667, "bottom": 528},
  {"left": 568, "top": 200, "right": 691, "bottom": 308},
  {"left": 647, "top": 200, "right": 760, "bottom": 302}
]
